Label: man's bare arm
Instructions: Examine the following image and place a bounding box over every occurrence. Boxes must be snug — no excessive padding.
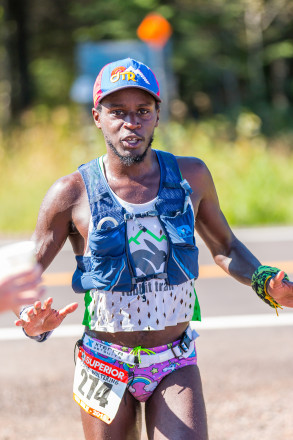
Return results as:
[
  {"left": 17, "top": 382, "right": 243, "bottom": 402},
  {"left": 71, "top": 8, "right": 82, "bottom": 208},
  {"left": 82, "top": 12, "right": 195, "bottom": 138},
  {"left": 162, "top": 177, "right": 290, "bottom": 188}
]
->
[
  {"left": 178, "top": 156, "right": 293, "bottom": 308},
  {"left": 32, "top": 171, "right": 84, "bottom": 270},
  {"left": 14, "top": 172, "right": 83, "bottom": 332},
  {"left": 178, "top": 157, "right": 261, "bottom": 285}
]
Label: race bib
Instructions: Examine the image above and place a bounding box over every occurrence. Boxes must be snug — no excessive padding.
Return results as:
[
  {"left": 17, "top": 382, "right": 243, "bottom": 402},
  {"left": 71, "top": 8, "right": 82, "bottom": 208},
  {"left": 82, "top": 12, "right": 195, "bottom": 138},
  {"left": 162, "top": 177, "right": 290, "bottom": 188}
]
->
[{"left": 73, "top": 347, "right": 128, "bottom": 424}]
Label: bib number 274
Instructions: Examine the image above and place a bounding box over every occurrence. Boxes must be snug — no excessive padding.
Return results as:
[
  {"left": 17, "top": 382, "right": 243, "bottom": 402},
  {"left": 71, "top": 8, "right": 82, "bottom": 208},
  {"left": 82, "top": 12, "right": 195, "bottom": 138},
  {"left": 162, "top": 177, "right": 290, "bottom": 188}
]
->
[
  {"left": 78, "top": 368, "right": 112, "bottom": 407},
  {"left": 73, "top": 347, "right": 128, "bottom": 424}
]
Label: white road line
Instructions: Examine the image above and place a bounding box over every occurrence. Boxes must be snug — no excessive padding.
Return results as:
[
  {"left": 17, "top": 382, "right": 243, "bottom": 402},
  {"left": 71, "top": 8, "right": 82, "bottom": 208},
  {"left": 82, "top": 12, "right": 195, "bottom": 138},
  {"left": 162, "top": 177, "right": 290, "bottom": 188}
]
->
[
  {"left": 1, "top": 313, "right": 293, "bottom": 341},
  {"left": 0, "top": 324, "right": 84, "bottom": 341},
  {"left": 190, "top": 313, "right": 293, "bottom": 330}
]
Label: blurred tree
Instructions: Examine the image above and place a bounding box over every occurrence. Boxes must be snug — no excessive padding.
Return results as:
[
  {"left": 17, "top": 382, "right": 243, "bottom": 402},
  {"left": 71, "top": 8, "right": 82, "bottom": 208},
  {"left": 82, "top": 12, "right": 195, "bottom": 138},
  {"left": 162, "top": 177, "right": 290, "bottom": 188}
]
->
[
  {"left": 0, "top": 1, "right": 11, "bottom": 127},
  {"left": 1, "top": 0, "right": 293, "bottom": 132},
  {"left": 3, "top": 0, "right": 31, "bottom": 118}
]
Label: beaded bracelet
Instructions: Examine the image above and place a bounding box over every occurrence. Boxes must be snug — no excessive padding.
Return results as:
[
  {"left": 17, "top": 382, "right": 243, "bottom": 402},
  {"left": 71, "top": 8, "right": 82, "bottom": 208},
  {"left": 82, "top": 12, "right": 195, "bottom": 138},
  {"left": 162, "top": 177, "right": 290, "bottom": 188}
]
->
[{"left": 251, "top": 265, "right": 289, "bottom": 314}]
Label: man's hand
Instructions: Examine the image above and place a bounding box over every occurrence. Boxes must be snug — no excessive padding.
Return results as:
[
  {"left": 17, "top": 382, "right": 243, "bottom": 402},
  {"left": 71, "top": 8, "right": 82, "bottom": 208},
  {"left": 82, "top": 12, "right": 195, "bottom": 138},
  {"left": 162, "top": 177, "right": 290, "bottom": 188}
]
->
[
  {"left": 15, "top": 297, "right": 78, "bottom": 336},
  {"left": 0, "top": 264, "right": 45, "bottom": 313},
  {"left": 267, "top": 271, "right": 293, "bottom": 308}
]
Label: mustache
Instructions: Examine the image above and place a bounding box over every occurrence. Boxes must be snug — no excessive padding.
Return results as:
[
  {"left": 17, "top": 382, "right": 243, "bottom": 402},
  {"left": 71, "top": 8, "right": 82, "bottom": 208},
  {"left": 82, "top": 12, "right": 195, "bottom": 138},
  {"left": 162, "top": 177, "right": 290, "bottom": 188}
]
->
[{"left": 106, "top": 135, "right": 154, "bottom": 166}]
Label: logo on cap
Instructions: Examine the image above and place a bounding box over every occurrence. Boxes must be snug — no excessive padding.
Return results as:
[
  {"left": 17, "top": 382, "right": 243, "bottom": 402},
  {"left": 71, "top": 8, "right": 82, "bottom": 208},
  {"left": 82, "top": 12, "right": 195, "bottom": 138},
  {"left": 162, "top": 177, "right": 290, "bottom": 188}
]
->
[
  {"left": 110, "top": 66, "right": 151, "bottom": 85},
  {"left": 93, "top": 58, "right": 161, "bottom": 107},
  {"left": 110, "top": 66, "right": 137, "bottom": 83}
]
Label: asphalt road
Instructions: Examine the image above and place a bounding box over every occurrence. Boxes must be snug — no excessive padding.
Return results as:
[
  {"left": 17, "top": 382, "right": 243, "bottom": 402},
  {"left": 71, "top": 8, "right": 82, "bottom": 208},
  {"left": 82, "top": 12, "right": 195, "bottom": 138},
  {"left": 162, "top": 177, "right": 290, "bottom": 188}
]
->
[{"left": 0, "top": 226, "right": 293, "bottom": 440}]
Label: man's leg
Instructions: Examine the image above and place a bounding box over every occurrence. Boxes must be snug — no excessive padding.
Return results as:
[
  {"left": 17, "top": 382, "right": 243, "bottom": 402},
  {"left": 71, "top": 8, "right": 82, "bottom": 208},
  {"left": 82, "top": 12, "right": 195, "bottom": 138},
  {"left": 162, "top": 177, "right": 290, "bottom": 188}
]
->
[
  {"left": 145, "top": 365, "right": 208, "bottom": 440},
  {"left": 80, "top": 390, "right": 142, "bottom": 440}
]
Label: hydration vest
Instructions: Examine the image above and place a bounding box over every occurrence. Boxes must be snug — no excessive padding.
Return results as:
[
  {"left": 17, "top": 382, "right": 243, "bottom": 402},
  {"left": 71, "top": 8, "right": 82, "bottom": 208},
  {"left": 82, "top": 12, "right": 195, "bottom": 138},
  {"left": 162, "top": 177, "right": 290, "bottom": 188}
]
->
[{"left": 72, "top": 150, "right": 199, "bottom": 294}]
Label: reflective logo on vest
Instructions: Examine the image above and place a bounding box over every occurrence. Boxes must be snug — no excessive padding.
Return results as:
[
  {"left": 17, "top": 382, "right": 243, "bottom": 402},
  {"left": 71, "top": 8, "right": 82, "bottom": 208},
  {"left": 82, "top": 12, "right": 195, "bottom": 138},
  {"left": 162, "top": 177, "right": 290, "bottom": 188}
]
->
[
  {"left": 176, "top": 225, "right": 193, "bottom": 238},
  {"left": 97, "top": 217, "right": 119, "bottom": 231}
]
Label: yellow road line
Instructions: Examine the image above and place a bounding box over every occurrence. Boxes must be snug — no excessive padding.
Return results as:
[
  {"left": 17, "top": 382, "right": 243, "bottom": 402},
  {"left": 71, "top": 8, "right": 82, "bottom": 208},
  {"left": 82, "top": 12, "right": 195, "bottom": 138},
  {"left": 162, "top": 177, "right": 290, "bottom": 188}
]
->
[
  {"left": 199, "top": 260, "right": 293, "bottom": 279},
  {"left": 43, "top": 272, "right": 72, "bottom": 286},
  {"left": 42, "top": 260, "right": 293, "bottom": 286}
]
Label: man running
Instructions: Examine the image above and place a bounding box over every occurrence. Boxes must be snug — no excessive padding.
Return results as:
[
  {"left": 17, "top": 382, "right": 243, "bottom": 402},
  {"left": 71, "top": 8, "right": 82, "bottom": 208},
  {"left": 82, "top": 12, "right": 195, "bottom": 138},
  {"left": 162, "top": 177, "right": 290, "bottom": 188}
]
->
[{"left": 15, "top": 58, "right": 293, "bottom": 440}]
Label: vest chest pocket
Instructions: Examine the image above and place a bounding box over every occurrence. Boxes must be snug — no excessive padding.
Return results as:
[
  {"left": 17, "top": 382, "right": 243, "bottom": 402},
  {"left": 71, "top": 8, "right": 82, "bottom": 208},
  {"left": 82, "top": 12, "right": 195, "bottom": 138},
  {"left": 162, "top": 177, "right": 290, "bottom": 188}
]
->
[
  {"left": 90, "top": 253, "right": 132, "bottom": 291},
  {"left": 89, "top": 222, "right": 126, "bottom": 257},
  {"left": 168, "top": 243, "right": 199, "bottom": 284},
  {"left": 160, "top": 204, "right": 195, "bottom": 245},
  {"left": 88, "top": 222, "right": 133, "bottom": 291},
  {"left": 160, "top": 204, "right": 199, "bottom": 283}
]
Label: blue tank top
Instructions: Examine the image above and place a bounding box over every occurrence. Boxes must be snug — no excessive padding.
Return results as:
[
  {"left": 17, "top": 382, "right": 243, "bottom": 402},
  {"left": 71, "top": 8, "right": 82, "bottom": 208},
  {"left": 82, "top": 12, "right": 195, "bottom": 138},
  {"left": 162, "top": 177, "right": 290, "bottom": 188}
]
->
[{"left": 72, "top": 150, "right": 199, "bottom": 294}]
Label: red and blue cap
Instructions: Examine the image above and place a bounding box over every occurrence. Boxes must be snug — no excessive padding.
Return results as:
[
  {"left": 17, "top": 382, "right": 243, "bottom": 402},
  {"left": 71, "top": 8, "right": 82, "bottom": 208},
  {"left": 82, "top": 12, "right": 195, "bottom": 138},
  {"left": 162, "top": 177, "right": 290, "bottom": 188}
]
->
[{"left": 93, "top": 58, "right": 161, "bottom": 108}]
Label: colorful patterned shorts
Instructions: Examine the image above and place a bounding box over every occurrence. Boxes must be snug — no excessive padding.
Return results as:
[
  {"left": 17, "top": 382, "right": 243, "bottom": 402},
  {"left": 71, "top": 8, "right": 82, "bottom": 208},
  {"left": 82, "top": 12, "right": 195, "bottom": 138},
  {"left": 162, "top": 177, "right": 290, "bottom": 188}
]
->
[{"left": 81, "top": 334, "right": 198, "bottom": 402}]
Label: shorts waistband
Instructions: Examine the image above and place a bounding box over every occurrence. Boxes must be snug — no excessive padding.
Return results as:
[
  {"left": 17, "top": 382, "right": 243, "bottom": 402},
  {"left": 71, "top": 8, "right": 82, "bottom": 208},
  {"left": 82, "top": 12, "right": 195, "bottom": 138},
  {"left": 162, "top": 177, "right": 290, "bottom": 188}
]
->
[{"left": 82, "top": 326, "right": 199, "bottom": 367}]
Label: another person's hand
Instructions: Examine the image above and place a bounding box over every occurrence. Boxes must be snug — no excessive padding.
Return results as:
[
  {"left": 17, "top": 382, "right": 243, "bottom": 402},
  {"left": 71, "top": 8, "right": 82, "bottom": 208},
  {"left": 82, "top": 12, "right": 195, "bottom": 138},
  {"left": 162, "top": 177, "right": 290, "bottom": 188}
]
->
[
  {"left": 0, "top": 264, "right": 45, "bottom": 313},
  {"left": 267, "top": 271, "right": 293, "bottom": 308},
  {"left": 14, "top": 297, "right": 78, "bottom": 336}
]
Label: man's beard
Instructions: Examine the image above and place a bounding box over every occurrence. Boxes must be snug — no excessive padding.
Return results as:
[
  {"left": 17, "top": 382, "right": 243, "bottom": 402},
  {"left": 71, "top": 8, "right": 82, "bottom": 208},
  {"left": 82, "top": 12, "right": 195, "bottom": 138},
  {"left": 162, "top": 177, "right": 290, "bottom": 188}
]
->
[{"left": 106, "top": 136, "right": 154, "bottom": 166}]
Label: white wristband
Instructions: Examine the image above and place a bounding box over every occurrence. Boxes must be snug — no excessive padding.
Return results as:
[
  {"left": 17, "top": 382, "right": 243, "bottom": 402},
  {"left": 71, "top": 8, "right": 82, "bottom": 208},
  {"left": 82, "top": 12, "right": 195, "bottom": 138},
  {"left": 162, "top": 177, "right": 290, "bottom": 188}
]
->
[{"left": 19, "top": 305, "right": 34, "bottom": 322}]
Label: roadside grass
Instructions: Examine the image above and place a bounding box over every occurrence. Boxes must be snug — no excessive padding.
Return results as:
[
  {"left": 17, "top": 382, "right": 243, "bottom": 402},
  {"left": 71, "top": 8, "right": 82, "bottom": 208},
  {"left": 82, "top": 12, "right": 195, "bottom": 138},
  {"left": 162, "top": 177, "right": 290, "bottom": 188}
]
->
[{"left": 1, "top": 106, "right": 293, "bottom": 233}]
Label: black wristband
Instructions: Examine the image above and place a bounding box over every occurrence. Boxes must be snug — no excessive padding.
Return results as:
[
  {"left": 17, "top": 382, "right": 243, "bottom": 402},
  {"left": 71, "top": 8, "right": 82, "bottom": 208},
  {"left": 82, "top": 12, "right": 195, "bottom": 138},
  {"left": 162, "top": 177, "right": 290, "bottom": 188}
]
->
[
  {"left": 19, "top": 306, "right": 53, "bottom": 342},
  {"left": 22, "top": 327, "right": 53, "bottom": 342}
]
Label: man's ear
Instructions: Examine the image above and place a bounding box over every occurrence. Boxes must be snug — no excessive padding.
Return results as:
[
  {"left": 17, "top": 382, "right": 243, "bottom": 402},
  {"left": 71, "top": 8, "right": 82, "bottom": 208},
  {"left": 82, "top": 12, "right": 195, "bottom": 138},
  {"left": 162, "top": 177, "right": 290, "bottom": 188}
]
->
[
  {"left": 155, "top": 107, "right": 160, "bottom": 127},
  {"left": 92, "top": 107, "right": 102, "bottom": 129}
]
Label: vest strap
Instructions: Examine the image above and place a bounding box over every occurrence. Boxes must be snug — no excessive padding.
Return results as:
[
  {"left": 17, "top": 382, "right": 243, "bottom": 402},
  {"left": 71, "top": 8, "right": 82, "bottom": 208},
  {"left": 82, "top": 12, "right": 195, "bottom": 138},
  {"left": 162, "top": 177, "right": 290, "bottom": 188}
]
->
[
  {"left": 180, "top": 179, "right": 193, "bottom": 195},
  {"left": 163, "top": 181, "right": 182, "bottom": 189},
  {"left": 124, "top": 210, "right": 158, "bottom": 221},
  {"left": 133, "top": 216, "right": 147, "bottom": 232},
  {"left": 180, "top": 179, "right": 193, "bottom": 211},
  {"left": 95, "top": 191, "right": 111, "bottom": 201}
]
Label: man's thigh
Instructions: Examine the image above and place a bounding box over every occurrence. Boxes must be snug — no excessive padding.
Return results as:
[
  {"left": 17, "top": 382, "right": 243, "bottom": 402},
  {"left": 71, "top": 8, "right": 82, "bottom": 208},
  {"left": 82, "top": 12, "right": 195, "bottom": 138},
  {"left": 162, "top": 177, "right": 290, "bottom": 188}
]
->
[
  {"left": 145, "top": 365, "right": 208, "bottom": 440},
  {"left": 80, "top": 390, "right": 142, "bottom": 440}
]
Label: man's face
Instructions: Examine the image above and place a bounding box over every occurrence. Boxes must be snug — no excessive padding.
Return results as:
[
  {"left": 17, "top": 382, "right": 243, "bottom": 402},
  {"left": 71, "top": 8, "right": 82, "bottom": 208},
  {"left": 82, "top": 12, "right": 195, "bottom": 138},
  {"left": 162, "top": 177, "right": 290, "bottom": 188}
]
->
[{"left": 92, "top": 88, "right": 160, "bottom": 166}]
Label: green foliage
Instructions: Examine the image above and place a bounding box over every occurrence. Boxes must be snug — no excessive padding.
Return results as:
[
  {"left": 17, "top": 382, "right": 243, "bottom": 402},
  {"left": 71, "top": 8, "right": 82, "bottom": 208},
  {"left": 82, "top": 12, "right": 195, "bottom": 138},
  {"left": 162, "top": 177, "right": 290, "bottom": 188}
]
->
[
  {"left": 264, "top": 41, "right": 293, "bottom": 64},
  {"left": 1, "top": 107, "right": 293, "bottom": 233},
  {"left": 3, "top": 0, "right": 293, "bottom": 128},
  {"left": 2, "top": 1, "right": 293, "bottom": 232},
  {"left": 30, "top": 58, "right": 74, "bottom": 105},
  {"left": 0, "top": 106, "right": 105, "bottom": 232},
  {"left": 155, "top": 114, "right": 293, "bottom": 226}
]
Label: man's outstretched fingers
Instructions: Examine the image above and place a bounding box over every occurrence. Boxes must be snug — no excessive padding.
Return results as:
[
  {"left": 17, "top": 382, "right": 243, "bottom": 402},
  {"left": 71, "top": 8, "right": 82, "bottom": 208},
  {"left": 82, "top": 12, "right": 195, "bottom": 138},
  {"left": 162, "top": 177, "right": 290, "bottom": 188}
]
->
[
  {"left": 34, "top": 301, "right": 42, "bottom": 314},
  {"left": 42, "top": 297, "right": 53, "bottom": 310},
  {"left": 27, "top": 307, "right": 35, "bottom": 318},
  {"left": 58, "top": 302, "right": 79, "bottom": 318},
  {"left": 15, "top": 318, "right": 27, "bottom": 326}
]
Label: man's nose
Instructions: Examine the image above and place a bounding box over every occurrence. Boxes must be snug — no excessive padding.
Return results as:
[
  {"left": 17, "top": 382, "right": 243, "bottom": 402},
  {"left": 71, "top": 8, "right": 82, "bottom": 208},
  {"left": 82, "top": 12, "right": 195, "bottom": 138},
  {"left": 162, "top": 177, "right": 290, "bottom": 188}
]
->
[{"left": 123, "top": 113, "right": 141, "bottom": 129}]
